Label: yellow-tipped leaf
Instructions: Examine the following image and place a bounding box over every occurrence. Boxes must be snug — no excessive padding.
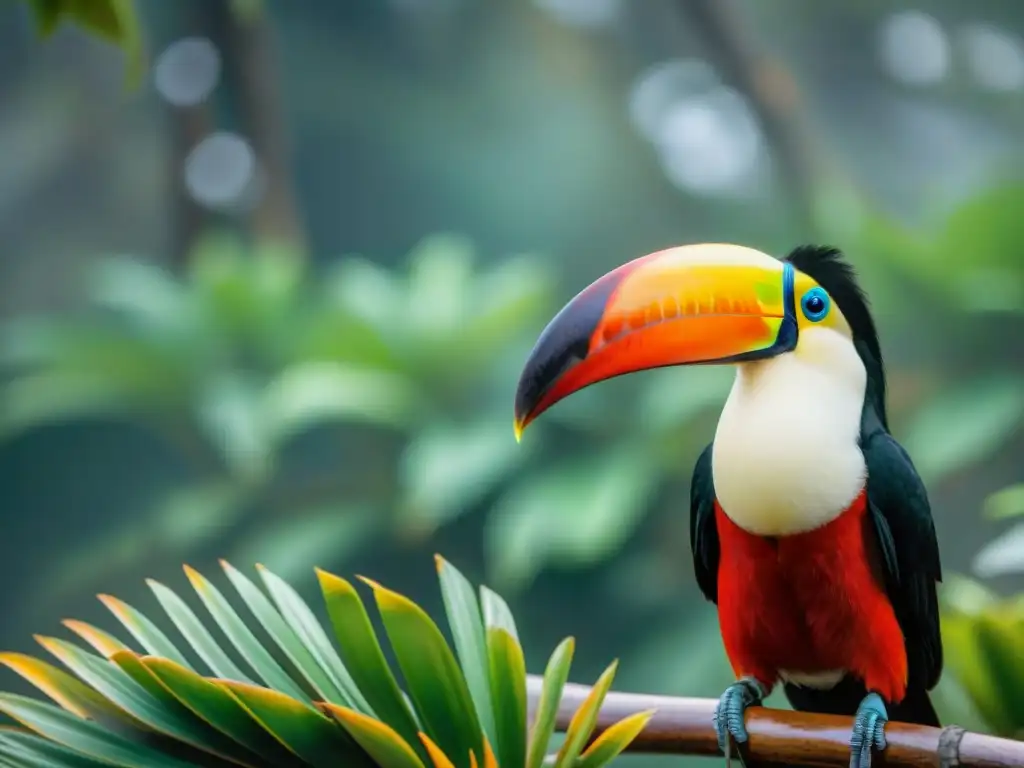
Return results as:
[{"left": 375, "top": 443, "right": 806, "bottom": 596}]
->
[
  {"left": 317, "top": 569, "right": 425, "bottom": 761},
  {"left": 418, "top": 732, "right": 457, "bottom": 768},
  {"left": 323, "top": 702, "right": 426, "bottom": 768},
  {"left": 486, "top": 627, "right": 526, "bottom": 768},
  {"left": 553, "top": 660, "right": 619, "bottom": 768},
  {"left": 218, "top": 679, "right": 369, "bottom": 768},
  {"left": 576, "top": 710, "right": 655, "bottom": 768},
  {"left": 526, "top": 637, "right": 575, "bottom": 768},
  {"left": 362, "top": 577, "right": 483, "bottom": 768}
]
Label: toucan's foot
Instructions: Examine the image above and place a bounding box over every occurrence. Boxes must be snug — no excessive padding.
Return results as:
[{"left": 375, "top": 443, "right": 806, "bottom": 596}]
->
[
  {"left": 713, "top": 676, "right": 767, "bottom": 753},
  {"left": 849, "top": 693, "right": 888, "bottom": 768}
]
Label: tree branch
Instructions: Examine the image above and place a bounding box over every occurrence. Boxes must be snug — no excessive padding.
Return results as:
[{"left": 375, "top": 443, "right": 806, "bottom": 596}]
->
[
  {"left": 216, "top": 0, "right": 306, "bottom": 255},
  {"left": 527, "top": 676, "right": 1024, "bottom": 767},
  {"left": 674, "top": 0, "right": 827, "bottom": 236}
]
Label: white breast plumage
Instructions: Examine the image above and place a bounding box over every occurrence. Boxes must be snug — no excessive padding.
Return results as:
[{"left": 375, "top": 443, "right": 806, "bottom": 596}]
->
[{"left": 711, "top": 327, "right": 868, "bottom": 537}]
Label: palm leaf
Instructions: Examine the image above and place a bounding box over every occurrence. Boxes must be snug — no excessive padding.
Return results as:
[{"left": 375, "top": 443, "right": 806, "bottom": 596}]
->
[
  {"left": 0, "top": 557, "right": 651, "bottom": 768},
  {"left": 525, "top": 638, "right": 574, "bottom": 768}
]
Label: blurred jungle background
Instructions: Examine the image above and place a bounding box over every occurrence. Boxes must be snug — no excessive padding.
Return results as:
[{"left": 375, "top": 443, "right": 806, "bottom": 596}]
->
[{"left": 2, "top": 0, "right": 1024, "bottom": 762}]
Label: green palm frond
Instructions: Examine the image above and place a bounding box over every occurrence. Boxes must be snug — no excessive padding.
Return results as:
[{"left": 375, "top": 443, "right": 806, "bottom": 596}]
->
[{"left": 0, "top": 557, "right": 652, "bottom": 768}]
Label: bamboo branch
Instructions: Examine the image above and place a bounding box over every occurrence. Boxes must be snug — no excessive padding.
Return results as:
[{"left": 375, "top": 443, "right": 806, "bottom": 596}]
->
[{"left": 526, "top": 676, "right": 1024, "bottom": 767}]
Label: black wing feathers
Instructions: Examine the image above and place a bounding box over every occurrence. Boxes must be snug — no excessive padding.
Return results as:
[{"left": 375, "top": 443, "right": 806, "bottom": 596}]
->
[
  {"left": 863, "top": 429, "right": 943, "bottom": 691},
  {"left": 689, "top": 441, "right": 720, "bottom": 604}
]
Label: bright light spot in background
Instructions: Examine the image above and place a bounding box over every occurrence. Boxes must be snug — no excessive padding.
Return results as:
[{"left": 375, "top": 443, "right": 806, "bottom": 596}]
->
[
  {"left": 533, "top": 0, "right": 622, "bottom": 30},
  {"left": 656, "top": 88, "right": 763, "bottom": 195},
  {"left": 878, "top": 11, "right": 950, "bottom": 86},
  {"left": 184, "top": 132, "right": 258, "bottom": 210},
  {"left": 628, "top": 59, "right": 718, "bottom": 141},
  {"left": 154, "top": 37, "right": 221, "bottom": 107},
  {"left": 961, "top": 23, "right": 1024, "bottom": 92},
  {"left": 628, "top": 60, "right": 763, "bottom": 196}
]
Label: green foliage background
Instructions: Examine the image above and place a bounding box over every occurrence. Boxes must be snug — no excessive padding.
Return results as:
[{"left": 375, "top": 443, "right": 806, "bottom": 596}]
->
[{"left": 3, "top": 0, "right": 1024, "bottom": 762}]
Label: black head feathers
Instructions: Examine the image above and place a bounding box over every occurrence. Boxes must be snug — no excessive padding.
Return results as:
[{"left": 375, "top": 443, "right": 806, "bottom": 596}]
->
[{"left": 784, "top": 245, "right": 889, "bottom": 431}]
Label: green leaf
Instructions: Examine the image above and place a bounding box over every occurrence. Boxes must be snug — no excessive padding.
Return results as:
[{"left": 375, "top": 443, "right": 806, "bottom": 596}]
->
[
  {"left": 575, "top": 710, "right": 655, "bottom": 768},
  {"left": 901, "top": 375, "right": 1024, "bottom": 485},
  {"left": 526, "top": 638, "right": 574, "bottom": 768},
  {"left": 288, "top": 303, "right": 397, "bottom": 370},
  {"left": 218, "top": 562, "right": 358, "bottom": 709},
  {"left": 434, "top": 556, "right": 497, "bottom": 749},
  {"left": 27, "top": 0, "right": 63, "bottom": 36},
  {"left": 486, "top": 446, "right": 658, "bottom": 590},
  {"left": 398, "top": 420, "right": 527, "bottom": 532},
  {"left": 935, "top": 185, "right": 1024, "bottom": 305},
  {"left": 0, "top": 728, "right": 127, "bottom": 768},
  {"left": 0, "top": 693, "right": 196, "bottom": 768},
  {"left": 25, "top": 0, "right": 144, "bottom": 86},
  {"left": 35, "top": 638, "right": 210, "bottom": 748},
  {"left": 218, "top": 680, "right": 369, "bottom": 768},
  {"left": 362, "top": 577, "right": 483, "bottom": 768},
  {"left": 984, "top": 484, "right": 1024, "bottom": 520},
  {"left": 195, "top": 373, "right": 270, "bottom": 483},
  {"left": 262, "top": 362, "right": 419, "bottom": 447},
  {"left": 484, "top": 628, "right": 526, "bottom": 768},
  {"left": 418, "top": 733, "right": 458, "bottom": 768},
  {"left": 323, "top": 704, "right": 426, "bottom": 768},
  {"left": 971, "top": 523, "right": 1024, "bottom": 579},
  {"left": 109, "top": 649, "right": 263, "bottom": 764},
  {"left": 316, "top": 571, "right": 425, "bottom": 759},
  {"left": 96, "top": 595, "right": 193, "bottom": 670},
  {"left": 928, "top": 668, "right": 992, "bottom": 737},
  {"left": 182, "top": 565, "right": 310, "bottom": 702},
  {"left": 0, "top": 373, "right": 115, "bottom": 440},
  {"left": 323, "top": 257, "right": 405, "bottom": 338},
  {"left": 973, "top": 612, "right": 1024, "bottom": 733},
  {"left": 26, "top": 0, "right": 134, "bottom": 43},
  {"left": 459, "top": 255, "right": 555, "bottom": 364},
  {"left": 146, "top": 578, "right": 253, "bottom": 683},
  {"left": 635, "top": 366, "right": 732, "bottom": 432},
  {"left": 150, "top": 482, "right": 250, "bottom": 552},
  {"left": 229, "top": 504, "right": 379, "bottom": 586},
  {"left": 618, "top": 614, "right": 732, "bottom": 699},
  {"left": 257, "top": 565, "right": 372, "bottom": 710},
  {"left": 86, "top": 257, "right": 191, "bottom": 335},
  {"left": 553, "top": 661, "right": 619, "bottom": 768},
  {"left": 479, "top": 588, "right": 518, "bottom": 644},
  {"left": 404, "top": 234, "right": 475, "bottom": 339},
  {"left": 34, "top": 639, "right": 253, "bottom": 766},
  {"left": 141, "top": 656, "right": 300, "bottom": 768},
  {"left": 939, "top": 573, "right": 1001, "bottom": 616},
  {"left": 62, "top": 620, "right": 131, "bottom": 658},
  {"left": 0, "top": 653, "right": 130, "bottom": 723}
]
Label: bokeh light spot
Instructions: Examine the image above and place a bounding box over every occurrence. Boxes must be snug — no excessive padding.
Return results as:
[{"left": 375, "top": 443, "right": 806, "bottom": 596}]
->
[
  {"left": 154, "top": 37, "right": 221, "bottom": 107},
  {"left": 655, "top": 88, "right": 763, "bottom": 195},
  {"left": 533, "top": 0, "right": 621, "bottom": 29},
  {"left": 962, "top": 23, "right": 1024, "bottom": 92},
  {"left": 184, "top": 132, "right": 257, "bottom": 210},
  {"left": 628, "top": 59, "right": 718, "bottom": 142},
  {"left": 878, "top": 11, "right": 949, "bottom": 86}
]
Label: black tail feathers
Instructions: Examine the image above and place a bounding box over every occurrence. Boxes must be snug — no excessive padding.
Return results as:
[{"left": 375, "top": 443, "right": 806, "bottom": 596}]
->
[{"left": 888, "top": 685, "right": 940, "bottom": 727}]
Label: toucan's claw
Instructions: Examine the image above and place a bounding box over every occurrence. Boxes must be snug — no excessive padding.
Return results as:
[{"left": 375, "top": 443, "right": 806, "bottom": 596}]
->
[
  {"left": 712, "top": 677, "right": 766, "bottom": 755},
  {"left": 849, "top": 693, "right": 888, "bottom": 768}
]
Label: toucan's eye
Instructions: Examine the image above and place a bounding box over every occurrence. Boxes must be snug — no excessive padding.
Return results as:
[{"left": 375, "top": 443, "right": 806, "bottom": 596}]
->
[{"left": 801, "top": 287, "right": 830, "bottom": 322}]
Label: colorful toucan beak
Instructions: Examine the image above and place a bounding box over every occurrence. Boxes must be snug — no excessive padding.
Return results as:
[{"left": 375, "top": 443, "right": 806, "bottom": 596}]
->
[{"left": 513, "top": 243, "right": 798, "bottom": 440}]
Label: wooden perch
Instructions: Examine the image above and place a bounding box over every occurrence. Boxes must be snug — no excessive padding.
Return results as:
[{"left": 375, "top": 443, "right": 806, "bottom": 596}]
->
[{"left": 526, "top": 676, "right": 1024, "bottom": 767}]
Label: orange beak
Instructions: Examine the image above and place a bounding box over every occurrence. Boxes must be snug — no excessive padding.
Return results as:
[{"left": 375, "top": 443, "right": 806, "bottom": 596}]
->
[{"left": 513, "top": 243, "right": 800, "bottom": 440}]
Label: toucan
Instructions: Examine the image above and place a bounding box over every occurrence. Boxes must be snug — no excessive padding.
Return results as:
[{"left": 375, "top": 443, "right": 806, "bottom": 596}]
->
[{"left": 512, "top": 243, "right": 943, "bottom": 768}]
